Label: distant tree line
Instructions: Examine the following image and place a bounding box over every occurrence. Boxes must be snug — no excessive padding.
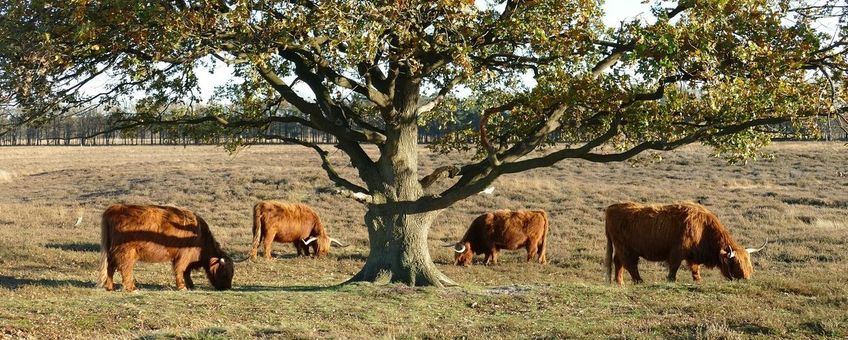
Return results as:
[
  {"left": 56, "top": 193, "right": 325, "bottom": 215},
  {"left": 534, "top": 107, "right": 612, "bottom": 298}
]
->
[
  {"left": 0, "top": 109, "right": 845, "bottom": 147},
  {"left": 0, "top": 109, "right": 344, "bottom": 146}
]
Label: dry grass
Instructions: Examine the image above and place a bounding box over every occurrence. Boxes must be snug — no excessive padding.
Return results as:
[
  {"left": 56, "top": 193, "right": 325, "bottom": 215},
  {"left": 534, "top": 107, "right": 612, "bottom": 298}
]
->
[{"left": 0, "top": 142, "right": 846, "bottom": 339}]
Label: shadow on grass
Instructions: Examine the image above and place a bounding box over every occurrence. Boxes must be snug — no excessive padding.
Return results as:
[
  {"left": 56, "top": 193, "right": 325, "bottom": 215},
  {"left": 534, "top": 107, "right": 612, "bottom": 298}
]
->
[
  {"left": 244, "top": 253, "right": 365, "bottom": 261},
  {"left": 136, "top": 327, "right": 227, "bottom": 340},
  {"left": 231, "top": 284, "right": 338, "bottom": 293},
  {"left": 45, "top": 242, "right": 100, "bottom": 252},
  {"left": 0, "top": 275, "right": 96, "bottom": 289},
  {"left": 335, "top": 253, "right": 367, "bottom": 262},
  {"left": 246, "top": 252, "right": 300, "bottom": 260},
  {"left": 78, "top": 189, "right": 130, "bottom": 200},
  {"left": 0, "top": 275, "right": 173, "bottom": 291}
]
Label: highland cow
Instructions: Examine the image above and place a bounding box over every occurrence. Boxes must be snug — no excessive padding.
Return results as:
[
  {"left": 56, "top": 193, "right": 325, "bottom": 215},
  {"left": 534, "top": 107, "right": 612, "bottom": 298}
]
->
[
  {"left": 604, "top": 202, "right": 766, "bottom": 285},
  {"left": 445, "top": 209, "right": 549, "bottom": 266},
  {"left": 249, "top": 201, "right": 344, "bottom": 260},
  {"left": 98, "top": 204, "right": 234, "bottom": 292}
]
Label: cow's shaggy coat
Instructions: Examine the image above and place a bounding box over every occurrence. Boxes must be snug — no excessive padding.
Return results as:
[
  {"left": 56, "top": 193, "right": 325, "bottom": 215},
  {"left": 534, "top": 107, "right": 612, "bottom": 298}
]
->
[
  {"left": 604, "top": 202, "right": 763, "bottom": 285},
  {"left": 98, "top": 204, "right": 234, "bottom": 291}
]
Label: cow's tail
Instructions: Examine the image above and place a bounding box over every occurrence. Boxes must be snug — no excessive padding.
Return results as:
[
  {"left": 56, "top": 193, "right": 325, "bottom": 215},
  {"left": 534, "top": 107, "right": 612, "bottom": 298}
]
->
[
  {"left": 604, "top": 209, "right": 614, "bottom": 284},
  {"left": 538, "top": 211, "right": 549, "bottom": 264},
  {"left": 97, "top": 213, "right": 111, "bottom": 288},
  {"left": 605, "top": 234, "right": 614, "bottom": 284},
  {"left": 250, "top": 203, "right": 263, "bottom": 258}
]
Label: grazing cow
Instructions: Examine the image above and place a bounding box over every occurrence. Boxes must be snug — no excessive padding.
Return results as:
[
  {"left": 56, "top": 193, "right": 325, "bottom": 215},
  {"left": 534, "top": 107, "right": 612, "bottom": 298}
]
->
[
  {"left": 445, "top": 209, "right": 549, "bottom": 266},
  {"left": 604, "top": 202, "right": 766, "bottom": 285},
  {"left": 249, "top": 201, "right": 345, "bottom": 260},
  {"left": 98, "top": 204, "right": 234, "bottom": 292}
]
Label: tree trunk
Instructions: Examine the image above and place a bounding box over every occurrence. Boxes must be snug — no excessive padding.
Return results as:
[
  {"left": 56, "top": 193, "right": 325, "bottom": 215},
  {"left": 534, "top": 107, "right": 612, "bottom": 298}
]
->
[
  {"left": 345, "top": 73, "right": 455, "bottom": 287},
  {"left": 347, "top": 206, "right": 455, "bottom": 287}
]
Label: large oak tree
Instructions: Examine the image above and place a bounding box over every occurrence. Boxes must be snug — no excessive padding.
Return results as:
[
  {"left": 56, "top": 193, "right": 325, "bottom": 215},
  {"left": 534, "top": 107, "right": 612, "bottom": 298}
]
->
[{"left": 1, "top": 0, "right": 846, "bottom": 286}]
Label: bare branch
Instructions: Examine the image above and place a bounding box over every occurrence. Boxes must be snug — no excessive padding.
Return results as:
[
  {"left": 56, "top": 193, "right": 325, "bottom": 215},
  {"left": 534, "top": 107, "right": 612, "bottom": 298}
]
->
[
  {"left": 262, "top": 134, "right": 370, "bottom": 194},
  {"left": 333, "top": 188, "right": 374, "bottom": 204},
  {"left": 416, "top": 74, "right": 466, "bottom": 115},
  {"left": 591, "top": 2, "right": 693, "bottom": 76}
]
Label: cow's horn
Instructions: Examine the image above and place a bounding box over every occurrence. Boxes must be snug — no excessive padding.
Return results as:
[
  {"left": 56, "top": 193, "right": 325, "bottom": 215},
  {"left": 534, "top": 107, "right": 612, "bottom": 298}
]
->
[
  {"left": 219, "top": 258, "right": 226, "bottom": 264},
  {"left": 746, "top": 238, "right": 767, "bottom": 254},
  {"left": 453, "top": 244, "right": 466, "bottom": 253},
  {"left": 303, "top": 236, "right": 318, "bottom": 245},
  {"left": 727, "top": 246, "right": 736, "bottom": 259},
  {"left": 329, "top": 238, "right": 346, "bottom": 247}
]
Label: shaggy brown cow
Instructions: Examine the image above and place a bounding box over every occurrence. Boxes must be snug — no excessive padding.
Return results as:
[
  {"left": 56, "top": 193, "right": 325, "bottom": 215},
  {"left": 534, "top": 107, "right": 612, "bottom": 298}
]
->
[
  {"left": 98, "top": 204, "right": 234, "bottom": 292},
  {"left": 249, "top": 201, "right": 344, "bottom": 260},
  {"left": 445, "top": 209, "right": 549, "bottom": 266},
  {"left": 604, "top": 202, "right": 766, "bottom": 285}
]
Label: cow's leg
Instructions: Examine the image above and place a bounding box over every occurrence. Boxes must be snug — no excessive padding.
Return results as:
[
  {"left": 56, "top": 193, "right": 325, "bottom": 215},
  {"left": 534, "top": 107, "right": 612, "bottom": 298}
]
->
[
  {"left": 614, "top": 248, "right": 643, "bottom": 284},
  {"left": 483, "top": 252, "right": 491, "bottom": 265},
  {"left": 183, "top": 270, "right": 195, "bottom": 290},
  {"left": 613, "top": 256, "right": 626, "bottom": 285},
  {"left": 666, "top": 256, "right": 683, "bottom": 282},
  {"left": 537, "top": 242, "right": 546, "bottom": 264},
  {"left": 263, "top": 231, "right": 276, "bottom": 259},
  {"left": 172, "top": 258, "right": 191, "bottom": 291},
  {"left": 625, "top": 259, "right": 643, "bottom": 284},
  {"left": 295, "top": 241, "right": 312, "bottom": 256},
  {"left": 490, "top": 249, "right": 499, "bottom": 265},
  {"left": 104, "top": 260, "right": 117, "bottom": 291},
  {"left": 309, "top": 242, "right": 318, "bottom": 257},
  {"left": 118, "top": 257, "right": 137, "bottom": 292},
  {"left": 525, "top": 241, "right": 538, "bottom": 262},
  {"left": 688, "top": 262, "right": 702, "bottom": 282},
  {"left": 249, "top": 235, "right": 262, "bottom": 260}
]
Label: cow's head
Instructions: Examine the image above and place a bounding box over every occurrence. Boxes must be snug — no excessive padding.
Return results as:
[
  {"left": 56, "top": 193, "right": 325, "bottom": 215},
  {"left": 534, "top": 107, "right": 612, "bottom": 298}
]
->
[
  {"left": 206, "top": 256, "right": 234, "bottom": 290},
  {"left": 448, "top": 242, "right": 473, "bottom": 266},
  {"left": 303, "top": 235, "right": 345, "bottom": 257},
  {"left": 719, "top": 241, "right": 766, "bottom": 280}
]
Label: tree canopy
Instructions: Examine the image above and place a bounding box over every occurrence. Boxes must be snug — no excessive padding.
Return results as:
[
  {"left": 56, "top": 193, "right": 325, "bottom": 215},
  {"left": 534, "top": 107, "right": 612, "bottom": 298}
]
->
[{"left": 1, "top": 0, "right": 846, "bottom": 286}]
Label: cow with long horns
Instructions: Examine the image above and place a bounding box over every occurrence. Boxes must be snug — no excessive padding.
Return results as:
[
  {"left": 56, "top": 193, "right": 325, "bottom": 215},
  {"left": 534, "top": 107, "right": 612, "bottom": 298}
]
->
[
  {"left": 604, "top": 202, "right": 766, "bottom": 285},
  {"left": 249, "top": 201, "right": 345, "bottom": 260},
  {"left": 99, "top": 204, "right": 234, "bottom": 292},
  {"left": 445, "top": 209, "right": 549, "bottom": 266}
]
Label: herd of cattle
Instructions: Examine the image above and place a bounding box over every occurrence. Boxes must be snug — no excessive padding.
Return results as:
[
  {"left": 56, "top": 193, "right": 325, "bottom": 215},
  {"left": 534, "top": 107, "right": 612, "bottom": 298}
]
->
[{"left": 97, "top": 201, "right": 766, "bottom": 291}]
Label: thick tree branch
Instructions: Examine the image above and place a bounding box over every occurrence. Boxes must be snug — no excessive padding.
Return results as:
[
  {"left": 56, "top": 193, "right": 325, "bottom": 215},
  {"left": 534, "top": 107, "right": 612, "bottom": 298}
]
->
[
  {"left": 419, "top": 165, "right": 460, "bottom": 189},
  {"left": 255, "top": 60, "right": 385, "bottom": 144}
]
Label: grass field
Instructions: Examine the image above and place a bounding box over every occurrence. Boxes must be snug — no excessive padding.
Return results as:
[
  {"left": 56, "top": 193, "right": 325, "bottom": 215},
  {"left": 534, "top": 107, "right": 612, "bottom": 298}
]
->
[{"left": 0, "top": 142, "right": 846, "bottom": 339}]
